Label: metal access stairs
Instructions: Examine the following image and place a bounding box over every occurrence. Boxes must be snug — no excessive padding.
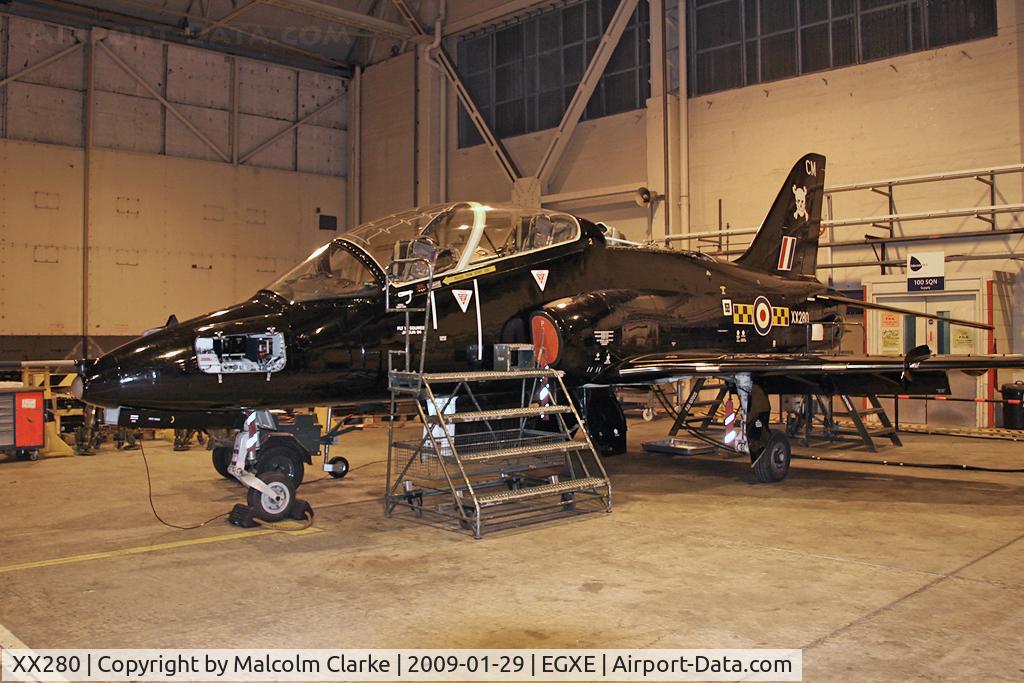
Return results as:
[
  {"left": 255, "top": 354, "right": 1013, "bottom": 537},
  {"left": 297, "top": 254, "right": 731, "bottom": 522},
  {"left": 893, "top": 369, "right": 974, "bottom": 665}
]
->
[
  {"left": 668, "top": 378, "right": 731, "bottom": 435},
  {"left": 381, "top": 255, "right": 609, "bottom": 537},
  {"left": 655, "top": 380, "right": 902, "bottom": 453},
  {"left": 787, "top": 393, "right": 902, "bottom": 451},
  {"left": 829, "top": 394, "right": 902, "bottom": 451},
  {"left": 385, "top": 368, "right": 612, "bottom": 538}
]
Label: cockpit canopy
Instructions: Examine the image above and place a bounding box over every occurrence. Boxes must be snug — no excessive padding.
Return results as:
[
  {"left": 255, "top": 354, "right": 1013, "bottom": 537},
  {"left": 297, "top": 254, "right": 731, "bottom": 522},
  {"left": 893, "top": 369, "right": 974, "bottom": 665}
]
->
[{"left": 264, "top": 202, "right": 580, "bottom": 302}]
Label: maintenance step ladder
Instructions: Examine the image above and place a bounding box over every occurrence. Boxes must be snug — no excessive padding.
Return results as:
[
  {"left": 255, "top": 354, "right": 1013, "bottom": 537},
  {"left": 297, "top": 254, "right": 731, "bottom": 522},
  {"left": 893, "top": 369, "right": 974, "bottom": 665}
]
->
[
  {"left": 787, "top": 393, "right": 902, "bottom": 452},
  {"left": 657, "top": 381, "right": 901, "bottom": 453},
  {"left": 668, "top": 378, "right": 731, "bottom": 435},
  {"left": 829, "top": 394, "right": 902, "bottom": 451},
  {"left": 385, "top": 368, "right": 612, "bottom": 538}
]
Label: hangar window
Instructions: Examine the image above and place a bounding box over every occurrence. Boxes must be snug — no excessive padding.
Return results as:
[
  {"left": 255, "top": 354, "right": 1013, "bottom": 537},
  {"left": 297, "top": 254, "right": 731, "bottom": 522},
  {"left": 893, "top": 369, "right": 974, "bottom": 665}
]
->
[
  {"left": 457, "top": 0, "right": 651, "bottom": 147},
  {"left": 688, "top": 0, "right": 998, "bottom": 96}
]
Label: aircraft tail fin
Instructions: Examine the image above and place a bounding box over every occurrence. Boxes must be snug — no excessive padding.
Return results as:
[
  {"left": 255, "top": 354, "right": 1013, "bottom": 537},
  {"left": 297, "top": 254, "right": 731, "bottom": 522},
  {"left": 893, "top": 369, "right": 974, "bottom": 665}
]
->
[{"left": 735, "top": 153, "right": 826, "bottom": 279}]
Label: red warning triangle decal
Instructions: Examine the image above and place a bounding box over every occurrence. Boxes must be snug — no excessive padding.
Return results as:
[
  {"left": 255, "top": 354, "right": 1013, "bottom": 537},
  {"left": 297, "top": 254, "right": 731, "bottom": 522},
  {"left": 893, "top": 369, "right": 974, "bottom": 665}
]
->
[
  {"left": 531, "top": 269, "right": 549, "bottom": 292},
  {"left": 452, "top": 289, "right": 473, "bottom": 313}
]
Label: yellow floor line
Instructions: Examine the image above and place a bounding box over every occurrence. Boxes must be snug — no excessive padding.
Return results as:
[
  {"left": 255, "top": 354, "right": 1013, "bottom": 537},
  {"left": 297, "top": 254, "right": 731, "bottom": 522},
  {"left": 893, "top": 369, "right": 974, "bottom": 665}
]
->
[{"left": 0, "top": 526, "right": 321, "bottom": 575}]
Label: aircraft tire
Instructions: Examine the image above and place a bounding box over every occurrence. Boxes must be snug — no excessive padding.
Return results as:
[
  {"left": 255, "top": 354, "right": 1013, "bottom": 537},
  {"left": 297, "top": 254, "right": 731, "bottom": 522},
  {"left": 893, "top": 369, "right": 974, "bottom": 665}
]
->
[
  {"left": 212, "top": 446, "right": 234, "bottom": 480},
  {"left": 257, "top": 446, "right": 305, "bottom": 488},
  {"left": 247, "top": 472, "right": 294, "bottom": 522},
  {"left": 753, "top": 430, "right": 791, "bottom": 483},
  {"left": 328, "top": 456, "right": 349, "bottom": 479}
]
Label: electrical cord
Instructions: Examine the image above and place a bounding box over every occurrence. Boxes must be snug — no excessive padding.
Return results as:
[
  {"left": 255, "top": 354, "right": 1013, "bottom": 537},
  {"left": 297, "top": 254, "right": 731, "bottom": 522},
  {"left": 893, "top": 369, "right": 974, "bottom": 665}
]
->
[
  {"left": 138, "top": 440, "right": 229, "bottom": 530},
  {"left": 680, "top": 423, "right": 736, "bottom": 450},
  {"left": 138, "top": 440, "right": 388, "bottom": 530},
  {"left": 792, "top": 453, "right": 1024, "bottom": 473},
  {"left": 298, "top": 458, "right": 388, "bottom": 485}
]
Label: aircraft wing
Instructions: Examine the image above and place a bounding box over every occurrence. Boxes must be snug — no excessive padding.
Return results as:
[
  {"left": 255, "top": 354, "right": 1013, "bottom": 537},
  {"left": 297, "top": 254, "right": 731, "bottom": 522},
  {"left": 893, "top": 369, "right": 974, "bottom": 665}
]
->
[
  {"left": 591, "top": 350, "right": 1024, "bottom": 394},
  {"left": 812, "top": 293, "right": 993, "bottom": 330}
]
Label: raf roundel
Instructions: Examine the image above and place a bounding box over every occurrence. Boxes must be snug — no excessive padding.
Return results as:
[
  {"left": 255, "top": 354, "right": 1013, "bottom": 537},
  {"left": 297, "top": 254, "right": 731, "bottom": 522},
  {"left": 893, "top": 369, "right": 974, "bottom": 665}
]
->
[{"left": 753, "top": 296, "right": 773, "bottom": 336}]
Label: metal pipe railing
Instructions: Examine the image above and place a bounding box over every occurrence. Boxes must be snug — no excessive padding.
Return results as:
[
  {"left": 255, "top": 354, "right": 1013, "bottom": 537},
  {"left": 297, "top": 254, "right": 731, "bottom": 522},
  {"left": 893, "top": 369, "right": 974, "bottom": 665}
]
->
[
  {"left": 825, "top": 162, "right": 1024, "bottom": 194},
  {"left": 822, "top": 203, "right": 1024, "bottom": 229},
  {"left": 665, "top": 161, "right": 1024, "bottom": 246}
]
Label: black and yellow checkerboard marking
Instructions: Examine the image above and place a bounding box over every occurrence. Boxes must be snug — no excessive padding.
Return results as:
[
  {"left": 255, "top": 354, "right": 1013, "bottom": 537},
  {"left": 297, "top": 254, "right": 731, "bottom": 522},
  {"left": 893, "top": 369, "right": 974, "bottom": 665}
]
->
[
  {"left": 732, "top": 304, "right": 754, "bottom": 325},
  {"left": 772, "top": 307, "right": 790, "bottom": 327},
  {"left": 733, "top": 303, "right": 790, "bottom": 327}
]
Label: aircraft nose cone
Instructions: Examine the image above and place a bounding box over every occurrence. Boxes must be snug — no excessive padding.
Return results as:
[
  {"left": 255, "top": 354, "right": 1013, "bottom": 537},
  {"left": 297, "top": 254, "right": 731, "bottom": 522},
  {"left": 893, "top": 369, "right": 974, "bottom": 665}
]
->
[{"left": 75, "top": 355, "right": 124, "bottom": 408}]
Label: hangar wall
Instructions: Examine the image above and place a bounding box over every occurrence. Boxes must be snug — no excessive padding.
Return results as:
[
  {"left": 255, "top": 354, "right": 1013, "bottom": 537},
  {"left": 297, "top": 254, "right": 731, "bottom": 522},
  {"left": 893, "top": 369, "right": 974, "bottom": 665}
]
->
[
  {"left": 0, "top": 15, "right": 348, "bottom": 359},
  {"left": 359, "top": 52, "right": 416, "bottom": 220}
]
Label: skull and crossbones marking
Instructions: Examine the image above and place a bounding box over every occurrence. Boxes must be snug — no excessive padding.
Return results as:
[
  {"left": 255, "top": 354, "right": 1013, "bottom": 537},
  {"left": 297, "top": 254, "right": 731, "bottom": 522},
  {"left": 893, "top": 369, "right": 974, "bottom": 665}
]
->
[{"left": 792, "top": 185, "right": 808, "bottom": 221}]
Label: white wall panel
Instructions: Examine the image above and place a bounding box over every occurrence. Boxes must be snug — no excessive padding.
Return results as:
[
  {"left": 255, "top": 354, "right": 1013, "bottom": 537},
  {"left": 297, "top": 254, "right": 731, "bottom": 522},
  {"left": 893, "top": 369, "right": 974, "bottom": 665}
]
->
[
  {"left": 0, "top": 137, "right": 345, "bottom": 336},
  {"left": 166, "top": 45, "right": 231, "bottom": 110},
  {"left": 298, "top": 125, "right": 347, "bottom": 177},
  {"left": 6, "top": 17, "right": 82, "bottom": 91},
  {"left": 164, "top": 102, "right": 230, "bottom": 162},
  {"left": 360, "top": 52, "right": 415, "bottom": 220},
  {"left": 1, "top": 16, "right": 347, "bottom": 177},
  {"left": 0, "top": 14, "right": 348, "bottom": 344},
  {"left": 0, "top": 141, "right": 84, "bottom": 335},
  {"left": 239, "top": 60, "right": 296, "bottom": 121},
  {"left": 238, "top": 112, "right": 293, "bottom": 170},
  {"left": 95, "top": 33, "right": 164, "bottom": 99},
  {"left": 5, "top": 81, "right": 82, "bottom": 146},
  {"left": 298, "top": 71, "right": 347, "bottom": 129},
  {"left": 93, "top": 91, "right": 163, "bottom": 154}
]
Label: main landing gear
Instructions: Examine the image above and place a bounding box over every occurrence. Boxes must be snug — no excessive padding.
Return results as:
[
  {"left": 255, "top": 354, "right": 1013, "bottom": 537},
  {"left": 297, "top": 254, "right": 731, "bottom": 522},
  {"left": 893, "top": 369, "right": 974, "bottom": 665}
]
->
[{"left": 751, "top": 429, "right": 792, "bottom": 483}]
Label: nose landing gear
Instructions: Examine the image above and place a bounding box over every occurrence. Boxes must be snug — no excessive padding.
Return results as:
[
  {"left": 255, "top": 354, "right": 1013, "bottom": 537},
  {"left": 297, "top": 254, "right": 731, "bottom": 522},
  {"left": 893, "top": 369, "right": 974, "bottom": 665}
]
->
[{"left": 226, "top": 411, "right": 314, "bottom": 528}]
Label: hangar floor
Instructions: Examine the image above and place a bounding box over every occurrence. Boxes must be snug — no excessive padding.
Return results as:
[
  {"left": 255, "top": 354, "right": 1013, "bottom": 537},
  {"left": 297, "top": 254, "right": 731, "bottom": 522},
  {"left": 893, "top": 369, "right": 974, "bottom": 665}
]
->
[{"left": 2, "top": 419, "right": 1023, "bottom": 682}]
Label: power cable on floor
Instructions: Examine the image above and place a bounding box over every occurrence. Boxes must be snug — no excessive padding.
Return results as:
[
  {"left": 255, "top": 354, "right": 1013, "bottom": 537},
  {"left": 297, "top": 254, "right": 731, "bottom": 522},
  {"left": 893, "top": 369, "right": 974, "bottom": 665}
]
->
[
  {"left": 138, "top": 441, "right": 229, "bottom": 530},
  {"left": 298, "top": 458, "right": 388, "bottom": 485},
  {"left": 138, "top": 443, "right": 387, "bottom": 529},
  {"left": 792, "top": 453, "right": 1024, "bottom": 473}
]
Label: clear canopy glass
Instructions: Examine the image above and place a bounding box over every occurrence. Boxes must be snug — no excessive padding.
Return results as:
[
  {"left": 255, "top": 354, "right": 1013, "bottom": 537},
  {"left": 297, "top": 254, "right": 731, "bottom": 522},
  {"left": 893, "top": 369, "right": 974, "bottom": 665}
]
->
[
  {"left": 264, "top": 243, "right": 379, "bottom": 303},
  {"left": 264, "top": 202, "right": 581, "bottom": 300}
]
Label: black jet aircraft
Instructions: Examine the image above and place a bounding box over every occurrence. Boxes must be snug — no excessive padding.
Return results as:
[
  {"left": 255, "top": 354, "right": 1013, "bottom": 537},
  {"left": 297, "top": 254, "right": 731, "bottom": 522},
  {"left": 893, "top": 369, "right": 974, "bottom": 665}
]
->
[{"left": 73, "top": 153, "right": 1023, "bottom": 491}]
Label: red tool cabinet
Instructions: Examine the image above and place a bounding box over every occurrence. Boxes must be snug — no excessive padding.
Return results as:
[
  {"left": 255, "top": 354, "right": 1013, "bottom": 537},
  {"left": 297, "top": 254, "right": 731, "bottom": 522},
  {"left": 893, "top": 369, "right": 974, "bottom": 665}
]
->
[{"left": 0, "top": 388, "right": 46, "bottom": 452}]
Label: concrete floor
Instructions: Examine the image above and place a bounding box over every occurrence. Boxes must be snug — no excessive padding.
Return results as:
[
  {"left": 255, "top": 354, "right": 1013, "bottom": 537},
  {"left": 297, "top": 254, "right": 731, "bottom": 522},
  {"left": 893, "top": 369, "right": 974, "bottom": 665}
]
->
[{"left": 2, "top": 419, "right": 1024, "bottom": 681}]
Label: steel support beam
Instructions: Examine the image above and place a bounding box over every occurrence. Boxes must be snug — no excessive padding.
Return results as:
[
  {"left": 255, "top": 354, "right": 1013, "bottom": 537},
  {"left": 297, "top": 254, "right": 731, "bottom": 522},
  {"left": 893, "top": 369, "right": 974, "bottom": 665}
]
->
[
  {"left": 676, "top": 0, "right": 690, "bottom": 239},
  {"left": 96, "top": 39, "right": 231, "bottom": 163},
  {"left": 443, "top": 0, "right": 553, "bottom": 36},
  {"left": 268, "top": 0, "right": 415, "bottom": 40},
  {"left": 391, "top": 0, "right": 519, "bottom": 184},
  {"left": 195, "top": 0, "right": 265, "bottom": 39},
  {"left": 542, "top": 182, "right": 644, "bottom": 205},
  {"left": 350, "top": 65, "right": 362, "bottom": 227},
  {"left": 0, "top": 41, "right": 83, "bottom": 88},
  {"left": 81, "top": 29, "right": 95, "bottom": 359},
  {"left": 345, "top": 0, "right": 381, "bottom": 63},
  {"left": 240, "top": 93, "right": 345, "bottom": 164},
  {"left": 1, "top": 16, "right": 8, "bottom": 138},
  {"left": 7, "top": 0, "right": 352, "bottom": 73},
  {"left": 536, "top": 0, "right": 639, "bottom": 189},
  {"left": 231, "top": 57, "right": 240, "bottom": 164}
]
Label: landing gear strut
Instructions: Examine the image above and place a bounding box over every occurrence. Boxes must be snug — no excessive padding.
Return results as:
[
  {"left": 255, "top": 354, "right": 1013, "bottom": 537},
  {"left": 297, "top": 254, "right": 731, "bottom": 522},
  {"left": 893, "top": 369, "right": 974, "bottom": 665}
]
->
[{"left": 227, "top": 410, "right": 314, "bottom": 527}]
